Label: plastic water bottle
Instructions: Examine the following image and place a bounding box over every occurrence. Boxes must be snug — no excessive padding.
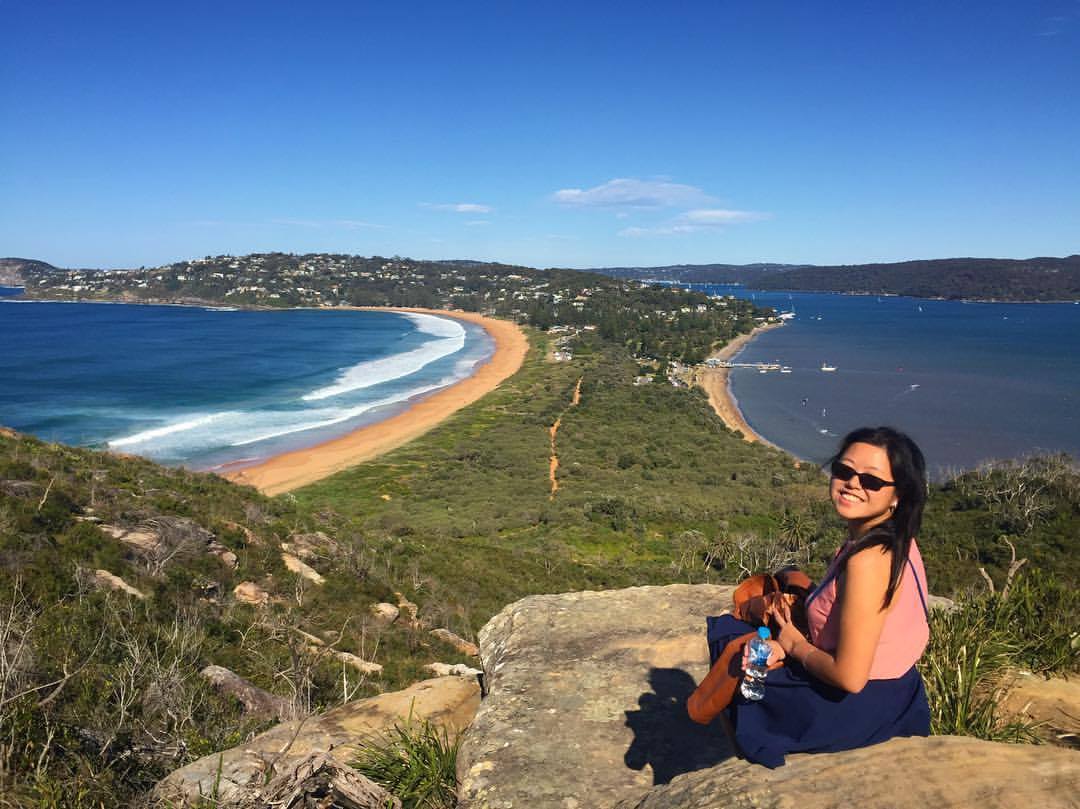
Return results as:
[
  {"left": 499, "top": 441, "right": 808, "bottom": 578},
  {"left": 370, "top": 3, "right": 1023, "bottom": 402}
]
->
[{"left": 740, "top": 626, "right": 772, "bottom": 701}]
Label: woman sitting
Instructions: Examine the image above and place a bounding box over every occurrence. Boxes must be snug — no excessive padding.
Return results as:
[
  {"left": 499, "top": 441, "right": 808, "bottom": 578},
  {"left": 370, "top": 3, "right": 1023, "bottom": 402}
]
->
[{"left": 690, "top": 426, "right": 932, "bottom": 767}]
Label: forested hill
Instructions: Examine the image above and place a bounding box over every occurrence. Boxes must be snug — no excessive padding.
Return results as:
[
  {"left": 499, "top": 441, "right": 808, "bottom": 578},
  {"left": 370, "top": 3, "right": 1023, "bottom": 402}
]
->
[{"left": 591, "top": 255, "right": 1080, "bottom": 301}]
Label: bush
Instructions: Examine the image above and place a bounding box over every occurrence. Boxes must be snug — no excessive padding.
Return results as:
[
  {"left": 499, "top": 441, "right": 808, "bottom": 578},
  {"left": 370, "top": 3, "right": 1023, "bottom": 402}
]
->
[{"left": 353, "top": 721, "right": 460, "bottom": 809}]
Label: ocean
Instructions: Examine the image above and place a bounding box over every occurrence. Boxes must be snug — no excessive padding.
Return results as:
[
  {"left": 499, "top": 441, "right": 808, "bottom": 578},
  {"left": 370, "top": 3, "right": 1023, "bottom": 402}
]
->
[
  {"left": 698, "top": 286, "right": 1080, "bottom": 477},
  {"left": 0, "top": 290, "right": 492, "bottom": 470}
]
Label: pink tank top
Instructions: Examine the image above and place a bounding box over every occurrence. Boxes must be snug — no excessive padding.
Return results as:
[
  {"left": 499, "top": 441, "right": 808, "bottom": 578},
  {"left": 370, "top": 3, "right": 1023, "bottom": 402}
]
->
[{"left": 805, "top": 539, "right": 929, "bottom": 680}]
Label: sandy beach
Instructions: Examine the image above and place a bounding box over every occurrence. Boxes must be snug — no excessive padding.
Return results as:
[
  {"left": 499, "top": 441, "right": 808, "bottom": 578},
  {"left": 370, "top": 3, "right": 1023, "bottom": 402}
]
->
[
  {"left": 222, "top": 308, "right": 528, "bottom": 495},
  {"left": 695, "top": 323, "right": 784, "bottom": 450}
]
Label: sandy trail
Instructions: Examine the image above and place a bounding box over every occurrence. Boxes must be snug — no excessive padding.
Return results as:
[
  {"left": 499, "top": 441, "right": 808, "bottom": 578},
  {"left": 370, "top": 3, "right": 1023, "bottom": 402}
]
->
[
  {"left": 222, "top": 308, "right": 528, "bottom": 496},
  {"left": 548, "top": 376, "right": 583, "bottom": 499}
]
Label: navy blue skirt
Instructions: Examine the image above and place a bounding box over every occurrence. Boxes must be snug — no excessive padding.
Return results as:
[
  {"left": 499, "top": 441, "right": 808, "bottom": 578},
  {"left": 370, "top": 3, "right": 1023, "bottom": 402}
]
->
[{"left": 707, "top": 614, "right": 930, "bottom": 768}]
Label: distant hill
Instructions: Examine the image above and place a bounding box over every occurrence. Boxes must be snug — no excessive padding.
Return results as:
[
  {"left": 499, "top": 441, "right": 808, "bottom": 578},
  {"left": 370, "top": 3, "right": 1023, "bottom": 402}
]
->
[
  {"left": 589, "top": 256, "right": 1080, "bottom": 301},
  {"left": 0, "top": 257, "right": 58, "bottom": 285}
]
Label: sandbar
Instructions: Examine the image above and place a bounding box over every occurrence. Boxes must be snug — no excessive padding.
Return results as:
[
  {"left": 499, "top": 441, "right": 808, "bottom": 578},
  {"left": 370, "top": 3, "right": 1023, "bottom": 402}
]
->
[
  {"left": 222, "top": 308, "right": 528, "bottom": 495},
  {"left": 695, "top": 323, "right": 784, "bottom": 450}
]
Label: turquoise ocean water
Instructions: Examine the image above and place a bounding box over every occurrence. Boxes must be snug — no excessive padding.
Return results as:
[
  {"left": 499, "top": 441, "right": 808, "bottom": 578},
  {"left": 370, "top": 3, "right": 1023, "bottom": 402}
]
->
[
  {"left": 0, "top": 290, "right": 492, "bottom": 470},
  {"left": 699, "top": 285, "right": 1080, "bottom": 477}
]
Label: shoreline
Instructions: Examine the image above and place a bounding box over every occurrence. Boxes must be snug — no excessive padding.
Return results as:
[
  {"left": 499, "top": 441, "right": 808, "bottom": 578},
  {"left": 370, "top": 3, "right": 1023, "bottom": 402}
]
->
[
  {"left": 221, "top": 308, "right": 528, "bottom": 496},
  {"left": 695, "top": 323, "right": 785, "bottom": 451}
]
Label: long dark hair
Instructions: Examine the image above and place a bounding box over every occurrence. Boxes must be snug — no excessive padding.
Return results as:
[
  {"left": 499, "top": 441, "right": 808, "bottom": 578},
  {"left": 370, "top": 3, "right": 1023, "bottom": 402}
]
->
[{"left": 828, "top": 426, "right": 927, "bottom": 608}]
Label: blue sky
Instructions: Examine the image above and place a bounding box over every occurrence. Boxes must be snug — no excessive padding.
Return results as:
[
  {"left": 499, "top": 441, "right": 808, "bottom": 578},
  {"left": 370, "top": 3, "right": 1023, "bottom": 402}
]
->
[{"left": 2, "top": 1, "right": 1078, "bottom": 269}]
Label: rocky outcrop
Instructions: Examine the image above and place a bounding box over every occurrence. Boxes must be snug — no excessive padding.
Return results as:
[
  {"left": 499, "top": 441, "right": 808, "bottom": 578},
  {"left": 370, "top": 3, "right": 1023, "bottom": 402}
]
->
[
  {"left": 233, "top": 581, "right": 270, "bottom": 606},
  {"left": 156, "top": 676, "right": 480, "bottom": 807},
  {"left": 458, "top": 583, "right": 1080, "bottom": 809},
  {"left": 200, "top": 665, "right": 293, "bottom": 721},
  {"left": 457, "top": 584, "right": 736, "bottom": 809},
  {"left": 370, "top": 602, "right": 400, "bottom": 625},
  {"left": 88, "top": 568, "right": 145, "bottom": 599},
  {"left": 1003, "top": 671, "right": 1080, "bottom": 747},
  {"left": 282, "top": 552, "right": 326, "bottom": 585},
  {"left": 614, "top": 735, "right": 1080, "bottom": 809},
  {"left": 431, "top": 627, "right": 480, "bottom": 657}
]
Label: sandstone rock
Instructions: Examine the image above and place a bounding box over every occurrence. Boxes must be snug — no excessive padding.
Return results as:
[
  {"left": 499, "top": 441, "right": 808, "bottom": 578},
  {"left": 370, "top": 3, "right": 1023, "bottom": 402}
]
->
[
  {"left": 100, "top": 523, "right": 162, "bottom": 554},
  {"left": 431, "top": 627, "right": 480, "bottom": 657},
  {"left": 155, "top": 677, "right": 480, "bottom": 806},
  {"left": 200, "top": 665, "right": 292, "bottom": 720},
  {"left": 371, "top": 602, "right": 400, "bottom": 625},
  {"left": 335, "top": 651, "right": 383, "bottom": 675},
  {"left": 222, "top": 519, "right": 263, "bottom": 546},
  {"left": 283, "top": 530, "right": 340, "bottom": 561},
  {"left": 613, "top": 735, "right": 1080, "bottom": 809},
  {"left": 395, "top": 592, "right": 421, "bottom": 628},
  {"left": 457, "top": 584, "right": 737, "bottom": 809},
  {"left": 233, "top": 581, "right": 270, "bottom": 606},
  {"left": 208, "top": 539, "right": 239, "bottom": 568},
  {"left": 1002, "top": 671, "right": 1080, "bottom": 747},
  {"left": 89, "top": 569, "right": 145, "bottom": 599},
  {"left": 425, "top": 662, "right": 483, "bottom": 679},
  {"left": 282, "top": 552, "right": 326, "bottom": 585}
]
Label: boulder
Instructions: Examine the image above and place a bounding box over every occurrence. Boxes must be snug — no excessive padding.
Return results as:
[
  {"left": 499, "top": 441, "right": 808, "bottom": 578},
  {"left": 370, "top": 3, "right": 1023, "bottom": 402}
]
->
[
  {"left": 0, "top": 479, "right": 43, "bottom": 499},
  {"left": 370, "top": 602, "right": 400, "bottom": 625},
  {"left": 425, "top": 662, "right": 483, "bottom": 679},
  {"left": 233, "top": 581, "right": 270, "bottom": 606},
  {"left": 282, "top": 552, "right": 326, "bottom": 585},
  {"left": 100, "top": 523, "right": 162, "bottom": 554},
  {"left": 614, "top": 735, "right": 1080, "bottom": 809},
  {"left": 155, "top": 676, "right": 480, "bottom": 807},
  {"left": 431, "top": 627, "right": 480, "bottom": 657},
  {"left": 200, "top": 665, "right": 292, "bottom": 720},
  {"left": 88, "top": 569, "right": 146, "bottom": 599},
  {"left": 457, "top": 584, "right": 736, "bottom": 809},
  {"left": 1002, "top": 671, "right": 1080, "bottom": 747},
  {"left": 283, "top": 530, "right": 341, "bottom": 561}
]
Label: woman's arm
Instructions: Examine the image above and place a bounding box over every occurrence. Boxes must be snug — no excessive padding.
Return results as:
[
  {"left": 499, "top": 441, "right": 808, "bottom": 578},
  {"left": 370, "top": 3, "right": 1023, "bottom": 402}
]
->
[{"left": 774, "top": 547, "right": 893, "bottom": 693}]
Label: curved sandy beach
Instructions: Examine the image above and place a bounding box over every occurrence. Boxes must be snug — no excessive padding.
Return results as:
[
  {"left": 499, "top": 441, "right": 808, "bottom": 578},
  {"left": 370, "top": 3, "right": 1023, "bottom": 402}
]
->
[
  {"left": 696, "top": 323, "right": 784, "bottom": 450},
  {"left": 222, "top": 308, "right": 528, "bottom": 495}
]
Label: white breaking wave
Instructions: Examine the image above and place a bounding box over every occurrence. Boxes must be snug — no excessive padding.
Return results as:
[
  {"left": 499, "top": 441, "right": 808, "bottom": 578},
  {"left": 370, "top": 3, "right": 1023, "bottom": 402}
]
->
[
  {"left": 231, "top": 375, "right": 457, "bottom": 446},
  {"left": 109, "top": 412, "right": 240, "bottom": 447},
  {"left": 301, "top": 312, "right": 466, "bottom": 401}
]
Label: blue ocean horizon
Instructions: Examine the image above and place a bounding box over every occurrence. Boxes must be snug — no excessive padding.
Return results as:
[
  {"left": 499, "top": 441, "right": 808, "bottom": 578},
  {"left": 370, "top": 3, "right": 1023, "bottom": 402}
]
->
[
  {"left": 699, "top": 285, "right": 1080, "bottom": 478},
  {"left": 0, "top": 290, "right": 492, "bottom": 470}
]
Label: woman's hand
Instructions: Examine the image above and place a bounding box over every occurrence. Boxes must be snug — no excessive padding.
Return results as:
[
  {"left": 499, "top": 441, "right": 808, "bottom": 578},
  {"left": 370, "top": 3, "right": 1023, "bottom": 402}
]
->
[
  {"left": 741, "top": 638, "right": 786, "bottom": 670},
  {"left": 771, "top": 599, "right": 809, "bottom": 657}
]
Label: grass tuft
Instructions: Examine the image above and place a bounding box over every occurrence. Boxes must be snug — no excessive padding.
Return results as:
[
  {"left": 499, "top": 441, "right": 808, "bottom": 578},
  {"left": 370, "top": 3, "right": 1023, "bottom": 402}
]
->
[{"left": 353, "top": 721, "right": 461, "bottom": 809}]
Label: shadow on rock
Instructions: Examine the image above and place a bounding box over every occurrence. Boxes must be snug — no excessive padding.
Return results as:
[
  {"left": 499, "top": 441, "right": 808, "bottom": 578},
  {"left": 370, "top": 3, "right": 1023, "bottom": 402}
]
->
[{"left": 624, "top": 667, "right": 734, "bottom": 785}]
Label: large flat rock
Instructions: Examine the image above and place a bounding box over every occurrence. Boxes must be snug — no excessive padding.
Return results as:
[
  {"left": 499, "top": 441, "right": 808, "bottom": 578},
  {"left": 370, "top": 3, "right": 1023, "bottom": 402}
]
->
[
  {"left": 457, "top": 584, "right": 737, "bottom": 809},
  {"left": 614, "top": 734, "right": 1080, "bottom": 809}
]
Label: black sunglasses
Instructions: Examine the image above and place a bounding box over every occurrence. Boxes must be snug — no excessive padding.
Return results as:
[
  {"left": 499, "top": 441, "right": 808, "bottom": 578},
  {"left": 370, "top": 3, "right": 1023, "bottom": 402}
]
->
[{"left": 830, "top": 460, "right": 895, "bottom": 492}]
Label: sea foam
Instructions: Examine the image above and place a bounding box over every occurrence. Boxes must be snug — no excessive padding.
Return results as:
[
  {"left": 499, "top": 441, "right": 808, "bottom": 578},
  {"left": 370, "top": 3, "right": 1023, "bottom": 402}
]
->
[{"left": 301, "top": 312, "right": 466, "bottom": 402}]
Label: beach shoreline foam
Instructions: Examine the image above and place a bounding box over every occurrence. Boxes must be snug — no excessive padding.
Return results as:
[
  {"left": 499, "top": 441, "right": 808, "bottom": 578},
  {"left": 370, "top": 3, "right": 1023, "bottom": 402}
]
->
[
  {"left": 696, "top": 322, "right": 785, "bottom": 451},
  {"left": 221, "top": 307, "right": 528, "bottom": 495}
]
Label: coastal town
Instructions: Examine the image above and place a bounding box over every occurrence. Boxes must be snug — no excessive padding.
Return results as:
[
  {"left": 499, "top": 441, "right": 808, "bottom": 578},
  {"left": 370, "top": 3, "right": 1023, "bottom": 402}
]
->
[{"left": 8, "top": 252, "right": 779, "bottom": 368}]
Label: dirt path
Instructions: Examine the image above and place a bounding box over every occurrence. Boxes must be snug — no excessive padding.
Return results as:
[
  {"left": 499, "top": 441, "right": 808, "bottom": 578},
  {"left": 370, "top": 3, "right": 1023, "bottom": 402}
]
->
[{"left": 549, "top": 377, "right": 583, "bottom": 499}]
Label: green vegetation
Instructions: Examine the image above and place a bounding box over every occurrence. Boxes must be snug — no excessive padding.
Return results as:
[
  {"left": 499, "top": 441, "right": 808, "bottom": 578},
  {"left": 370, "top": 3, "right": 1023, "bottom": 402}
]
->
[
  {"left": 354, "top": 721, "right": 460, "bottom": 809},
  {"left": 0, "top": 318, "right": 1077, "bottom": 805}
]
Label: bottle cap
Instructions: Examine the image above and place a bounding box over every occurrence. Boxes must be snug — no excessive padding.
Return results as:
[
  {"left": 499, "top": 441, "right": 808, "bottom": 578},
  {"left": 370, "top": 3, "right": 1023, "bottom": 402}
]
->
[{"left": 758, "top": 626, "right": 771, "bottom": 640}]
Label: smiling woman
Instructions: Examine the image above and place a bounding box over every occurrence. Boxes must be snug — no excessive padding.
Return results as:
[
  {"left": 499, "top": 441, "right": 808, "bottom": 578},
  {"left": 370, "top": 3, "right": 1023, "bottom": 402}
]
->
[{"left": 690, "top": 426, "right": 933, "bottom": 768}]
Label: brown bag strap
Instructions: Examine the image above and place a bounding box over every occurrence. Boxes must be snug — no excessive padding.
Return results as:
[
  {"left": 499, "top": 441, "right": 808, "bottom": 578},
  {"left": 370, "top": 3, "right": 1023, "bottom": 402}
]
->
[{"left": 687, "top": 631, "right": 756, "bottom": 725}]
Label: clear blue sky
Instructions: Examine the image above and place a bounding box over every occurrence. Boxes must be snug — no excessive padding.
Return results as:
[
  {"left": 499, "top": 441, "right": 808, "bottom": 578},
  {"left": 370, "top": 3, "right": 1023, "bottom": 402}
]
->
[{"left": 3, "top": 1, "right": 1078, "bottom": 269}]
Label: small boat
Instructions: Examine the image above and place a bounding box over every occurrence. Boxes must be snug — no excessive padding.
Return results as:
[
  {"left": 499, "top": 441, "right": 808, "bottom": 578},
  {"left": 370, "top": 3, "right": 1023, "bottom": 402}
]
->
[
  {"left": 780, "top": 367, "right": 792, "bottom": 374},
  {"left": 820, "top": 363, "right": 837, "bottom": 372}
]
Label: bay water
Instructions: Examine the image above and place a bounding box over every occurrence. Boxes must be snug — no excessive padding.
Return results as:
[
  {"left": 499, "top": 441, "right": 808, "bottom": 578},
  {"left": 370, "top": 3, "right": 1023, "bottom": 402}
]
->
[{"left": 700, "top": 286, "right": 1080, "bottom": 477}]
